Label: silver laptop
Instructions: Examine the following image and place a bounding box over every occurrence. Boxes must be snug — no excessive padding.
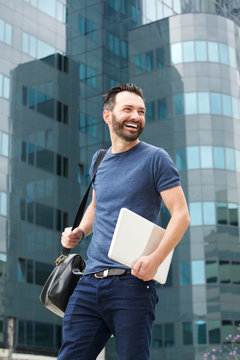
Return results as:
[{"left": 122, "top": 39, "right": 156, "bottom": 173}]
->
[{"left": 108, "top": 208, "right": 174, "bottom": 284}]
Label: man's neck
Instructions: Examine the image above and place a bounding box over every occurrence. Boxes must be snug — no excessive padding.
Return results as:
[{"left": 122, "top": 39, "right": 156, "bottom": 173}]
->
[{"left": 111, "top": 139, "right": 140, "bottom": 154}]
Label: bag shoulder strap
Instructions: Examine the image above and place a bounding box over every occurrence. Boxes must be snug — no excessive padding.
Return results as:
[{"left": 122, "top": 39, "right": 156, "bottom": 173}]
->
[{"left": 61, "top": 149, "right": 107, "bottom": 257}]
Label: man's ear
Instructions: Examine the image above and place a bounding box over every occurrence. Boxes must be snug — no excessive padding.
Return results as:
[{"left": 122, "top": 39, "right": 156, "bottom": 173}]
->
[{"left": 103, "top": 110, "right": 112, "bottom": 125}]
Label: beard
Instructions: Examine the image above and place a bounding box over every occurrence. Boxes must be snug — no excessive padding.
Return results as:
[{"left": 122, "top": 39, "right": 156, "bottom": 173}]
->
[{"left": 111, "top": 113, "right": 144, "bottom": 142}]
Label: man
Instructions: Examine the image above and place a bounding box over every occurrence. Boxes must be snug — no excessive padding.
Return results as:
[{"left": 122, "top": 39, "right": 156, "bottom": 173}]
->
[{"left": 58, "top": 83, "right": 190, "bottom": 360}]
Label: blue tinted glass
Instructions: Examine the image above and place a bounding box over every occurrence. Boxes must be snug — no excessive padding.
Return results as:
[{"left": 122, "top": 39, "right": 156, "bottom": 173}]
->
[
  {"left": 38, "top": 0, "right": 55, "bottom": 17},
  {"left": 189, "top": 202, "right": 202, "bottom": 226},
  {"left": 176, "top": 148, "right": 186, "bottom": 170},
  {"left": 1, "top": 133, "right": 9, "bottom": 156},
  {"left": 182, "top": 322, "right": 193, "bottom": 345},
  {"left": 225, "top": 148, "right": 235, "bottom": 170},
  {"left": 208, "top": 42, "right": 219, "bottom": 62},
  {"left": 0, "top": 74, "right": 2, "bottom": 97},
  {"left": 79, "top": 63, "right": 85, "bottom": 80},
  {"left": 0, "top": 192, "right": 7, "bottom": 216},
  {"left": 180, "top": 262, "right": 191, "bottom": 285},
  {"left": 236, "top": 150, "right": 240, "bottom": 172},
  {"left": 213, "top": 147, "right": 225, "bottom": 169},
  {"left": 183, "top": 41, "right": 194, "bottom": 62},
  {"left": 222, "top": 94, "right": 232, "bottom": 117},
  {"left": 158, "top": 98, "right": 167, "bottom": 120},
  {"left": 171, "top": 43, "right": 182, "bottom": 64},
  {"left": 195, "top": 41, "right": 207, "bottom": 61},
  {"left": 146, "top": 52, "right": 153, "bottom": 71},
  {"left": 173, "top": 94, "right": 184, "bottom": 115},
  {"left": 200, "top": 146, "right": 213, "bottom": 168},
  {"left": 208, "top": 320, "right": 221, "bottom": 344},
  {"left": 185, "top": 93, "right": 197, "bottom": 114},
  {"left": 22, "top": 32, "right": 29, "bottom": 53},
  {"left": 121, "top": 41, "right": 127, "bottom": 58},
  {"left": 192, "top": 261, "right": 205, "bottom": 285},
  {"left": 194, "top": 320, "right": 207, "bottom": 344},
  {"left": 232, "top": 97, "right": 239, "bottom": 119},
  {"left": 198, "top": 92, "right": 210, "bottom": 113},
  {"left": 0, "top": 20, "right": 3, "bottom": 42},
  {"left": 5, "top": 23, "right": 12, "bottom": 45},
  {"left": 156, "top": 48, "right": 164, "bottom": 68},
  {"left": 187, "top": 147, "right": 200, "bottom": 169},
  {"left": 29, "top": 36, "right": 37, "bottom": 58},
  {"left": 229, "top": 47, "right": 236, "bottom": 67},
  {"left": 203, "top": 202, "right": 216, "bottom": 225},
  {"left": 29, "top": 88, "right": 35, "bottom": 108},
  {"left": 3, "top": 77, "right": 10, "bottom": 99},
  {"left": 219, "top": 43, "right": 229, "bottom": 65},
  {"left": 146, "top": 102, "right": 155, "bottom": 122},
  {"left": 210, "top": 93, "right": 221, "bottom": 114}
]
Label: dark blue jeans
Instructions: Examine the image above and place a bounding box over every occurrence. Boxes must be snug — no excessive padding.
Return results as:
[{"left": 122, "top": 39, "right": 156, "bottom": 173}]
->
[{"left": 58, "top": 273, "right": 158, "bottom": 360}]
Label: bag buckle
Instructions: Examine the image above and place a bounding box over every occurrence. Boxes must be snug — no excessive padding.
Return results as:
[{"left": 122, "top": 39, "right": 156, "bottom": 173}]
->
[
  {"left": 94, "top": 269, "right": 109, "bottom": 278},
  {"left": 55, "top": 254, "right": 68, "bottom": 266}
]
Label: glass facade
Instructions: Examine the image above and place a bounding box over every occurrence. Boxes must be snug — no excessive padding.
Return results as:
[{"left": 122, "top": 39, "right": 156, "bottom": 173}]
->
[{"left": 0, "top": 0, "right": 239, "bottom": 359}]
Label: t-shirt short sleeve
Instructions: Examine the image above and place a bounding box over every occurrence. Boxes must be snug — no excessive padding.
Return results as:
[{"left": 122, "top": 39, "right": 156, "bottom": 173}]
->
[
  {"left": 89, "top": 149, "right": 103, "bottom": 187},
  {"left": 154, "top": 149, "right": 181, "bottom": 193}
]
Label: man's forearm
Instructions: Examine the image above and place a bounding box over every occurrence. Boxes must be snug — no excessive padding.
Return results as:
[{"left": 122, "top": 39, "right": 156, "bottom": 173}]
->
[{"left": 78, "top": 201, "right": 96, "bottom": 239}]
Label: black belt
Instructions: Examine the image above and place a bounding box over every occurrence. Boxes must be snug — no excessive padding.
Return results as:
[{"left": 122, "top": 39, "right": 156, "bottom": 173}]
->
[{"left": 91, "top": 268, "right": 131, "bottom": 278}]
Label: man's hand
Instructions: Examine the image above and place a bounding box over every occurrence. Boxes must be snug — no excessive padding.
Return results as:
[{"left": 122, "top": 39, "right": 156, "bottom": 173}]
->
[
  {"left": 131, "top": 254, "right": 160, "bottom": 281},
  {"left": 61, "top": 227, "right": 83, "bottom": 249}
]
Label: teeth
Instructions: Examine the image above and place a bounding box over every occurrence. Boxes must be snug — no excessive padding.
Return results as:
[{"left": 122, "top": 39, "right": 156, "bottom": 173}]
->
[{"left": 125, "top": 123, "right": 137, "bottom": 128}]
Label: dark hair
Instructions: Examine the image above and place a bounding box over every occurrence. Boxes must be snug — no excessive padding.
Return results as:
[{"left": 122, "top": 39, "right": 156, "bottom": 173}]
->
[{"left": 103, "top": 83, "right": 144, "bottom": 111}]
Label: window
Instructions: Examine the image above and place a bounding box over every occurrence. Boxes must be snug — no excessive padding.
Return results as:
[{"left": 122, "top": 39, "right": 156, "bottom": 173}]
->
[
  {"left": 189, "top": 202, "right": 202, "bottom": 226},
  {"left": 194, "top": 320, "right": 207, "bottom": 344},
  {"left": 187, "top": 147, "right": 200, "bottom": 169},
  {"left": 0, "top": 317, "right": 5, "bottom": 342},
  {"left": 164, "top": 323, "right": 174, "bottom": 347},
  {"left": 229, "top": 47, "right": 236, "bottom": 67},
  {"left": 156, "top": 47, "right": 164, "bottom": 68},
  {"left": 200, "top": 146, "right": 212, "bottom": 168},
  {"left": 206, "top": 261, "right": 218, "bottom": 283},
  {"left": 225, "top": 148, "right": 235, "bottom": 171},
  {"left": 216, "top": 202, "right": 228, "bottom": 224},
  {"left": 35, "top": 261, "right": 53, "bottom": 286},
  {"left": 0, "top": 74, "right": 10, "bottom": 99},
  {"left": 36, "top": 146, "right": 54, "bottom": 173},
  {"left": 208, "top": 42, "right": 219, "bottom": 62},
  {"left": 208, "top": 320, "right": 221, "bottom": 344},
  {"left": 185, "top": 93, "right": 197, "bottom": 114},
  {"left": 232, "top": 97, "right": 239, "bottom": 119},
  {"left": 0, "top": 131, "right": 9, "bottom": 157},
  {"left": 171, "top": 43, "right": 182, "bottom": 64},
  {"left": 173, "top": 94, "right": 184, "bottom": 115},
  {"left": 158, "top": 98, "right": 167, "bottom": 120},
  {"left": 180, "top": 262, "right": 191, "bottom": 285},
  {"left": 210, "top": 93, "right": 221, "bottom": 114},
  {"left": 135, "top": 51, "right": 153, "bottom": 73},
  {"left": 219, "top": 43, "right": 229, "bottom": 65},
  {"left": 152, "top": 324, "right": 163, "bottom": 348},
  {"left": 222, "top": 94, "right": 232, "bottom": 117},
  {"left": 176, "top": 148, "right": 186, "bottom": 171},
  {"left": 229, "top": 203, "right": 238, "bottom": 226},
  {"left": 196, "top": 41, "right": 207, "bottom": 61},
  {"left": 222, "top": 320, "right": 233, "bottom": 343},
  {"left": 146, "top": 102, "right": 155, "bottom": 122},
  {"left": 86, "top": 115, "right": 97, "bottom": 137},
  {"left": 232, "top": 262, "right": 240, "bottom": 284},
  {"left": 192, "top": 260, "right": 205, "bottom": 285},
  {"left": 0, "top": 18, "right": 12, "bottom": 45},
  {"left": 198, "top": 92, "right": 210, "bottom": 113},
  {"left": 183, "top": 41, "right": 194, "bottom": 62},
  {"left": 0, "top": 192, "right": 7, "bottom": 216},
  {"left": 203, "top": 202, "right": 215, "bottom": 225},
  {"left": 219, "top": 261, "right": 230, "bottom": 283},
  {"left": 36, "top": 203, "right": 54, "bottom": 229},
  {"left": 0, "top": 253, "right": 7, "bottom": 278},
  {"left": 213, "top": 147, "right": 225, "bottom": 169},
  {"left": 78, "top": 163, "right": 84, "bottom": 184},
  {"left": 182, "top": 322, "right": 193, "bottom": 345}
]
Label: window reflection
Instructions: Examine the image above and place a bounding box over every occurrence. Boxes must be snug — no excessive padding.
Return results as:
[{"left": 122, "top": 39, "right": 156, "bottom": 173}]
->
[
  {"left": 206, "top": 261, "right": 218, "bottom": 283},
  {"left": 194, "top": 320, "right": 207, "bottom": 344},
  {"left": 192, "top": 260, "right": 205, "bottom": 285},
  {"left": 182, "top": 322, "right": 193, "bottom": 345},
  {"left": 209, "top": 320, "right": 221, "bottom": 344}
]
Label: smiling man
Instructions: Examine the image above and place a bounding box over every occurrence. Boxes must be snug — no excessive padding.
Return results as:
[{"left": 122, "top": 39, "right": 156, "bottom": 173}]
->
[{"left": 58, "top": 83, "right": 190, "bottom": 360}]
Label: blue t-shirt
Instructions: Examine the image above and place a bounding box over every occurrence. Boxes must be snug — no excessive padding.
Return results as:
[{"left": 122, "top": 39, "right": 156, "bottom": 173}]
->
[{"left": 84, "top": 141, "right": 181, "bottom": 275}]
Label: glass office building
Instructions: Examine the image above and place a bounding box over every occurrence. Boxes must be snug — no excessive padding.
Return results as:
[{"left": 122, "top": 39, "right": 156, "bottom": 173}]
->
[{"left": 0, "top": 0, "right": 239, "bottom": 359}]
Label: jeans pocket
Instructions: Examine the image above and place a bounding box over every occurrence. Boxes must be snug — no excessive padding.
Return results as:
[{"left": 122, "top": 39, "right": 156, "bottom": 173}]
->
[{"left": 116, "top": 274, "right": 151, "bottom": 288}]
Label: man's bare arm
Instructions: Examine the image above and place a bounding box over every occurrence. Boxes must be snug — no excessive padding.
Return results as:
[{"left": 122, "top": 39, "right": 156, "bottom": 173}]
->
[
  {"left": 61, "top": 189, "right": 96, "bottom": 249},
  {"left": 132, "top": 186, "right": 190, "bottom": 281}
]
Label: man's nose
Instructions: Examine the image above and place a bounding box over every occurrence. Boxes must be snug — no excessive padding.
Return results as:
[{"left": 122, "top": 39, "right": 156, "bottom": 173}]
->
[{"left": 131, "top": 109, "right": 140, "bottom": 119}]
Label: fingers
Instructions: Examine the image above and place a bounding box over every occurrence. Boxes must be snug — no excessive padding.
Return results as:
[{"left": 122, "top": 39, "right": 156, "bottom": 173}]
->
[
  {"left": 131, "top": 258, "right": 143, "bottom": 278},
  {"left": 61, "top": 227, "right": 82, "bottom": 249}
]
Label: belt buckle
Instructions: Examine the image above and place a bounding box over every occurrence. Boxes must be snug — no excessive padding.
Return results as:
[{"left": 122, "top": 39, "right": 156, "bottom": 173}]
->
[{"left": 94, "top": 269, "right": 109, "bottom": 278}]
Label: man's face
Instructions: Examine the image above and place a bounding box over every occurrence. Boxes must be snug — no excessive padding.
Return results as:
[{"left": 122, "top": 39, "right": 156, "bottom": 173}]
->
[{"left": 109, "top": 91, "right": 146, "bottom": 142}]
